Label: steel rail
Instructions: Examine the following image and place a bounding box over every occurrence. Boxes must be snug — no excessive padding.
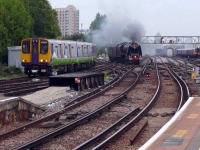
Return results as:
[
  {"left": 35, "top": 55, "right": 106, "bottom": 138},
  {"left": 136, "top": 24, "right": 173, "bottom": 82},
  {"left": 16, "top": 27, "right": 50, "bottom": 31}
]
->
[
  {"left": 158, "top": 56, "right": 184, "bottom": 113},
  {"left": 73, "top": 67, "right": 147, "bottom": 150},
  {"left": 0, "top": 65, "right": 129, "bottom": 141},
  {"left": 14, "top": 65, "right": 144, "bottom": 150},
  {"left": 92, "top": 62, "right": 160, "bottom": 150}
]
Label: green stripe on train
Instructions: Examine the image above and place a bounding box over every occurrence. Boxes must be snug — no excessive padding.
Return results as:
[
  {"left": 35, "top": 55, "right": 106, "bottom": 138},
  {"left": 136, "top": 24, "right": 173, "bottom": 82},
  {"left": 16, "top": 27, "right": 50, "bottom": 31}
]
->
[{"left": 51, "top": 57, "right": 97, "bottom": 66}]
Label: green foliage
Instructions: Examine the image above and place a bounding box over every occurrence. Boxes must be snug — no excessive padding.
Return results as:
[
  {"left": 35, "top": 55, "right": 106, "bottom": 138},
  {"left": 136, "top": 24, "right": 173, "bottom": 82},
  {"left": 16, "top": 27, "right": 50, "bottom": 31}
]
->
[
  {"left": 0, "top": 64, "right": 23, "bottom": 77},
  {"left": 62, "top": 33, "right": 86, "bottom": 41},
  {"left": 97, "top": 48, "right": 107, "bottom": 56},
  {"left": 89, "top": 13, "right": 107, "bottom": 31},
  {"left": 20, "top": 0, "right": 60, "bottom": 38},
  {"left": 86, "top": 13, "right": 107, "bottom": 45},
  {"left": 0, "top": 0, "right": 61, "bottom": 64},
  {"left": 0, "top": 0, "right": 33, "bottom": 63}
]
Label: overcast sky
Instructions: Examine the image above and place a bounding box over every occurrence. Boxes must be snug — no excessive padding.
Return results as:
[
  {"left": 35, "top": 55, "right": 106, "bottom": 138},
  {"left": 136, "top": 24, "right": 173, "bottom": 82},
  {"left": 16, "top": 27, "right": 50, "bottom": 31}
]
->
[{"left": 48, "top": 0, "right": 200, "bottom": 36}]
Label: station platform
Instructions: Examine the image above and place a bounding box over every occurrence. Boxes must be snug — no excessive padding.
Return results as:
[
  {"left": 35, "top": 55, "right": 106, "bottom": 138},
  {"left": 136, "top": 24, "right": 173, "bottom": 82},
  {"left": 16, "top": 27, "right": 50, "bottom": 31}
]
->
[
  {"left": 0, "top": 97, "right": 44, "bottom": 125},
  {"left": 139, "top": 97, "right": 200, "bottom": 150},
  {"left": 21, "top": 86, "right": 70, "bottom": 105}
]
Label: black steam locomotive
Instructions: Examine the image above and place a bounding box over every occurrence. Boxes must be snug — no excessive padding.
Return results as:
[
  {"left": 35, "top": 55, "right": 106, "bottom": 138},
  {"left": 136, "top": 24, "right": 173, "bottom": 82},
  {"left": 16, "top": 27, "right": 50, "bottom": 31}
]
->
[{"left": 107, "top": 42, "right": 142, "bottom": 64}]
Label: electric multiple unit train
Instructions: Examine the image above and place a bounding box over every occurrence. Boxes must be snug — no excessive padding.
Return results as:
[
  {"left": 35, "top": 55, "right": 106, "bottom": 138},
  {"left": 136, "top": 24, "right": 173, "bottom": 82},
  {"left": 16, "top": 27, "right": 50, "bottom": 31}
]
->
[{"left": 21, "top": 38, "right": 97, "bottom": 76}]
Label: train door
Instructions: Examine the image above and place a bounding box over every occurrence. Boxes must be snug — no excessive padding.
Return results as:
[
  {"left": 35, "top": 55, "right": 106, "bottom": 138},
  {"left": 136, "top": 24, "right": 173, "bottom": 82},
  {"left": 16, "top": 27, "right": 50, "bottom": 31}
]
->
[
  {"left": 68, "top": 44, "right": 71, "bottom": 58},
  {"left": 51, "top": 44, "right": 53, "bottom": 60},
  {"left": 86, "top": 45, "right": 89, "bottom": 57},
  {"left": 82, "top": 45, "right": 84, "bottom": 57},
  {"left": 51, "top": 44, "right": 53, "bottom": 54},
  {"left": 32, "top": 40, "right": 38, "bottom": 64},
  {"left": 64, "top": 45, "right": 68, "bottom": 58},
  {"left": 58, "top": 44, "right": 62, "bottom": 58}
]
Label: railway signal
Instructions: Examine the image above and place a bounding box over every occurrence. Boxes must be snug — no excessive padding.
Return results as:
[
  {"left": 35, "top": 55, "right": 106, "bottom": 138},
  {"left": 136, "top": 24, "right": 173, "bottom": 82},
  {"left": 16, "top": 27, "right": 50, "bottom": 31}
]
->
[
  {"left": 146, "top": 73, "right": 151, "bottom": 78},
  {"left": 75, "top": 78, "right": 80, "bottom": 83}
]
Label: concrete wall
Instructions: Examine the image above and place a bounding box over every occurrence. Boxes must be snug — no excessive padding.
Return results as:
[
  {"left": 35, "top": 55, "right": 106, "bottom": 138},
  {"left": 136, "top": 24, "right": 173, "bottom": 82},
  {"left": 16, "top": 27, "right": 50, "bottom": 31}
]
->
[
  {"left": 7, "top": 46, "right": 24, "bottom": 71},
  {"left": 0, "top": 97, "right": 44, "bottom": 126}
]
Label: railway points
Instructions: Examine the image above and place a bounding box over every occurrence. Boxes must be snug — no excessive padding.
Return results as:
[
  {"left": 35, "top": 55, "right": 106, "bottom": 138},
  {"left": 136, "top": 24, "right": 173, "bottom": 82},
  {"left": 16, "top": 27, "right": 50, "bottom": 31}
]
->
[{"left": 2, "top": 57, "right": 200, "bottom": 149}]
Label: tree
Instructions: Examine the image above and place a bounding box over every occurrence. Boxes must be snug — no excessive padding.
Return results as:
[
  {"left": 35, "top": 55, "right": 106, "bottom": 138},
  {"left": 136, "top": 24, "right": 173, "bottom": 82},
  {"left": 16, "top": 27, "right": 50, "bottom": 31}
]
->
[
  {"left": 88, "top": 13, "right": 107, "bottom": 56},
  {"left": 0, "top": 0, "right": 33, "bottom": 63},
  {"left": 62, "top": 33, "right": 86, "bottom": 42},
  {"left": 97, "top": 48, "right": 106, "bottom": 56},
  {"left": 20, "top": 0, "right": 60, "bottom": 38},
  {"left": 89, "top": 13, "right": 107, "bottom": 31}
]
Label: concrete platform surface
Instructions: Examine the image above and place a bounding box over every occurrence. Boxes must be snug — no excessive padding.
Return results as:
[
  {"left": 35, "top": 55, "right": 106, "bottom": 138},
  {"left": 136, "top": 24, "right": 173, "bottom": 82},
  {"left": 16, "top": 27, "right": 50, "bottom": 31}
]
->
[
  {"left": 49, "top": 72, "right": 103, "bottom": 78},
  {"left": 139, "top": 97, "right": 200, "bottom": 150},
  {"left": 22, "top": 86, "right": 70, "bottom": 105}
]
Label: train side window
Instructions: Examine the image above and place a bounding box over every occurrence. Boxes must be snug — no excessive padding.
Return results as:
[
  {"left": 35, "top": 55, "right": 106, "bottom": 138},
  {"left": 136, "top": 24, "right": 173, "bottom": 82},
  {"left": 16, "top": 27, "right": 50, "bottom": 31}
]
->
[
  {"left": 22, "top": 40, "right": 30, "bottom": 53},
  {"left": 40, "top": 41, "right": 48, "bottom": 54}
]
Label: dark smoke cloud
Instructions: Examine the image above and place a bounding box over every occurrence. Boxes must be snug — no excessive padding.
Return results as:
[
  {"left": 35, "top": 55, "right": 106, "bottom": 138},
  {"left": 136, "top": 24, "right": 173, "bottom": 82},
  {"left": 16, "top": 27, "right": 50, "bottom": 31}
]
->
[
  {"left": 89, "top": 1, "right": 146, "bottom": 47},
  {"left": 122, "top": 22, "right": 145, "bottom": 43}
]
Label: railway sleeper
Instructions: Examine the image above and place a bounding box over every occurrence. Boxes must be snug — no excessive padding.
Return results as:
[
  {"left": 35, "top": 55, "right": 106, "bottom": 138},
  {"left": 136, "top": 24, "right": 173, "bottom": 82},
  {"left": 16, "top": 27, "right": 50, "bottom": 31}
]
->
[
  {"left": 36, "top": 122, "right": 63, "bottom": 128},
  {"left": 165, "top": 92, "right": 174, "bottom": 94}
]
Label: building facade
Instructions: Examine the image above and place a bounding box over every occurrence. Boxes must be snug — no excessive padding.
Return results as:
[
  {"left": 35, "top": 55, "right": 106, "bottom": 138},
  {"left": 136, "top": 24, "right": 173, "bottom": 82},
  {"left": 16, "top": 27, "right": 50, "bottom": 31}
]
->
[{"left": 55, "top": 5, "right": 79, "bottom": 37}]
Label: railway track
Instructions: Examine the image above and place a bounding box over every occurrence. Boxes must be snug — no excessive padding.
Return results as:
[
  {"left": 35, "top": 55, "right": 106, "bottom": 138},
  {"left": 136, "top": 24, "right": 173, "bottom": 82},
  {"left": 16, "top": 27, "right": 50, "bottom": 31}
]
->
[
  {"left": 0, "top": 78, "right": 48, "bottom": 96},
  {"left": 0, "top": 59, "right": 152, "bottom": 149},
  {"left": 11, "top": 63, "right": 146, "bottom": 150},
  {"left": 0, "top": 62, "right": 137, "bottom": 149},
  {"left": 82, "top": 58, "right": 189, "bottom": 150},
  {"left": 0, "top": 62, "right": 113, "bottom": 97},
  {"left": 0, "top": 77, "right": 34, "bottom": 86}
]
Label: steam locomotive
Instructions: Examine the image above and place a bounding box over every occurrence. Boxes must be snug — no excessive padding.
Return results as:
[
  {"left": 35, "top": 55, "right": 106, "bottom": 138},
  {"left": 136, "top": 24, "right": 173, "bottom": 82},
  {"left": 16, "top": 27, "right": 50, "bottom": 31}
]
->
[{"left": 107, "top": 42, "right": 142, "bottom": 64}]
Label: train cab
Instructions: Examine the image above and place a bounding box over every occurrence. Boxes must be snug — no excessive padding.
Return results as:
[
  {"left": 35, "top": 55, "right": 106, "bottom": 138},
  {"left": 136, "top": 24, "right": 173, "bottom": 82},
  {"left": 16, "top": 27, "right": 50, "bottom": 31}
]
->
[
  {"left": 128, "top": 43, "right": 142, "bottom": 64},
  {"left": 21, "top": 38, "right": 51, "bottom": 76}
]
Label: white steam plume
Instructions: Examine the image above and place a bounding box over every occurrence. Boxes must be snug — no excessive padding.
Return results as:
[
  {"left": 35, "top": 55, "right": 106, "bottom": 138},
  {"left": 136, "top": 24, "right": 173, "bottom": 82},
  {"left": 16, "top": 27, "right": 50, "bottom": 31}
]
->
[{"left": 89, "top": 0, "right": 146, "bottom": 47}]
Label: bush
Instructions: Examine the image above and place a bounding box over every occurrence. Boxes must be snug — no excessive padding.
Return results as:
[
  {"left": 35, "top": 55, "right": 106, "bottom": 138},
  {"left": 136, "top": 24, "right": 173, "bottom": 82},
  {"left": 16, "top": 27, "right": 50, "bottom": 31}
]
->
[{"left": 0, "top": 63, "right": 23, "bottom": 77}]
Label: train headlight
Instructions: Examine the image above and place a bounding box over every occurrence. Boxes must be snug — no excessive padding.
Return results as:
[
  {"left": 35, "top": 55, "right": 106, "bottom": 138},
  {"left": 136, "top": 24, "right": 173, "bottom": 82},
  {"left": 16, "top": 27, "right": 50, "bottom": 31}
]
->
[
  {"left": 45, "top": 60, "right": 48, "bottom": 62},
  {"left": 22, "top": 60, "right": 25, "bottom": 62},
  {"left": 40, "top": 59, "right": 43, "bottom": 62}
]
